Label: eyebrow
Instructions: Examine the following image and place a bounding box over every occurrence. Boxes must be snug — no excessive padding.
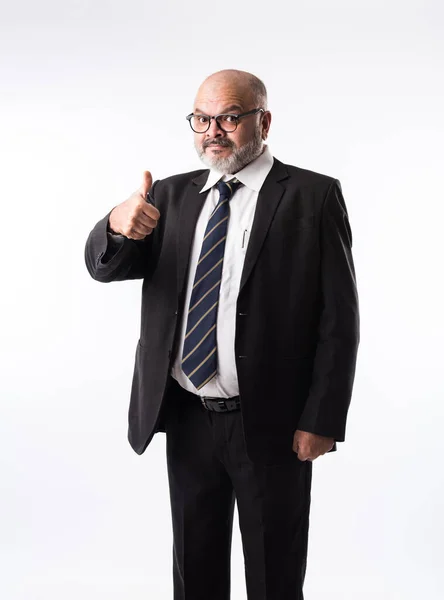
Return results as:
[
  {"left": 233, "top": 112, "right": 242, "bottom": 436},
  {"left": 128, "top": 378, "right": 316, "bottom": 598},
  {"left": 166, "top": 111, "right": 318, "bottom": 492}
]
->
[{"left": 194, "top": 104, "right": 244, "bottom": 114}]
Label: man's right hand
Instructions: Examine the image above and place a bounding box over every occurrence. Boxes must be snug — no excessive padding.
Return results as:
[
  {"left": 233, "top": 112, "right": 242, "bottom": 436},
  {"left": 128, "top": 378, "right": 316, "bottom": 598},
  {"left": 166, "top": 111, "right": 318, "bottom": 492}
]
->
[{"left": 108, "top": 171, "right": 161, "bottom": 240}]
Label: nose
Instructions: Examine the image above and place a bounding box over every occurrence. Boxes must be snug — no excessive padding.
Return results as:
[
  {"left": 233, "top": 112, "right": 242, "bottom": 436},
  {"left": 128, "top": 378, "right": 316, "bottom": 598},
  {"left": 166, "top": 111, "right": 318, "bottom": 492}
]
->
[{"left": 205, "top": 116, "right": 225, "bottom": 139}]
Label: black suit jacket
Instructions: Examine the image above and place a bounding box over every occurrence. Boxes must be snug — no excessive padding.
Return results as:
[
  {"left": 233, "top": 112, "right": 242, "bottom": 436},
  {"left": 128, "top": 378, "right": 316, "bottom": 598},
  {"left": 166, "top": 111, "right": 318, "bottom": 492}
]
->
[{"left": 85, "top": 157, "right": 360, "bottom": 464}]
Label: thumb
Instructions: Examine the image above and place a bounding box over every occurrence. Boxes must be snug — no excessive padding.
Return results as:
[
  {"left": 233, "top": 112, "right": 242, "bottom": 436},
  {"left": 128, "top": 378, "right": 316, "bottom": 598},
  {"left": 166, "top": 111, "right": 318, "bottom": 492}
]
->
[{"left": 139, "top": 170, "right": 153, "bottom": 198}]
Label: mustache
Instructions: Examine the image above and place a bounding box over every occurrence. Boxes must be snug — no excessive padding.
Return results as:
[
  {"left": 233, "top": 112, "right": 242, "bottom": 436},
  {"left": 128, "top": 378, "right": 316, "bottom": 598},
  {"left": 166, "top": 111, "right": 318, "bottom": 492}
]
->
[{"left": 203, "top": 138, "right": 235, "bottom": 150}]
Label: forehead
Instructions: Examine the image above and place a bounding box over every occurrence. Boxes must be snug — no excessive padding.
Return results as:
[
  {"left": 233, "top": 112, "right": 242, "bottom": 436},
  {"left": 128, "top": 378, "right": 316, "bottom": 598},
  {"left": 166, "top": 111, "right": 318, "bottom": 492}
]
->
[{"left": 194, "top": 79, "right": 253, "bottom": 112}]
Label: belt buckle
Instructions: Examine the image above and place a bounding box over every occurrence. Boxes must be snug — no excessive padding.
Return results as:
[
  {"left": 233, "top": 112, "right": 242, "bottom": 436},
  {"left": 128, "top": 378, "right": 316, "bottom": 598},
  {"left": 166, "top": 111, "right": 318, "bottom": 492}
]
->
[{"left": 201, "top": 396, "right": 228, "bottom": 412}]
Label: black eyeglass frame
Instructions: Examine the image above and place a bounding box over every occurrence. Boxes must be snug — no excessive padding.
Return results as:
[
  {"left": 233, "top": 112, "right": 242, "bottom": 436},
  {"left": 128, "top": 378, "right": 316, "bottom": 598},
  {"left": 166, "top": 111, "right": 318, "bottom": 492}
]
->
[{"left": 186, "top": 108, "right": 265, "bottom": 133}]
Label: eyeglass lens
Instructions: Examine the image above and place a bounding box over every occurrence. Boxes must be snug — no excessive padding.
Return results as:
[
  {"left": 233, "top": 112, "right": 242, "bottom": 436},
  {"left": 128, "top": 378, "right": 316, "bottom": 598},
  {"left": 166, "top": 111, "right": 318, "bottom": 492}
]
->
[{"left": 190, "top": 115, "right": 238, "bottom": 133}]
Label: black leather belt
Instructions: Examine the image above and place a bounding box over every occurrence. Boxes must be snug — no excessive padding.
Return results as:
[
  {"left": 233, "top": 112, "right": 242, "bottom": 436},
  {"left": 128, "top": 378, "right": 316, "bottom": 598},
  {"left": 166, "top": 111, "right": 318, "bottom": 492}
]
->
[
  {"left": 170, "top": 376, "right": 241, "bottom": 412},
  {"left": 199, "top": 395, "right": 241, "bottom": 412}
]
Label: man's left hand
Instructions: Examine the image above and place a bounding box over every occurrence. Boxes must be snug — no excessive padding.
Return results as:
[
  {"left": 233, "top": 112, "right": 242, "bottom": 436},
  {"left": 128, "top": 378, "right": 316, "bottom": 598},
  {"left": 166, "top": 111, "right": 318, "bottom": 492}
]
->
[{"left": 292, "top": 430, "right": 334, "bottom": 461}]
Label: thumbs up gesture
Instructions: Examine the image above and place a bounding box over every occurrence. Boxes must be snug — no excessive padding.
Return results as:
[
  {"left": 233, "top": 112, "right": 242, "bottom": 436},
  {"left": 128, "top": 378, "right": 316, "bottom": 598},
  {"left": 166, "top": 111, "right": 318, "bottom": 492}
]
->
[{"left": 108, "top": 171, "right": 161, "bottom": 240}]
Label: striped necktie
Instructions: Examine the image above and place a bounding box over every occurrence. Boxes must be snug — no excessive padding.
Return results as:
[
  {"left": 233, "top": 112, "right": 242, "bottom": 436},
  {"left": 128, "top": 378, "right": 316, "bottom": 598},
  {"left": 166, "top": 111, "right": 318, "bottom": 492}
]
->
[{"left": 181, "top": 178, "right": 242, "bottom": 390}]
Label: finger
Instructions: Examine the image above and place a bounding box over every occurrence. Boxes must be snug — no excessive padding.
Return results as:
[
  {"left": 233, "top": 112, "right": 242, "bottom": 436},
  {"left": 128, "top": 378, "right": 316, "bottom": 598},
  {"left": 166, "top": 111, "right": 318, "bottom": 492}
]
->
[
  {"left": 139, "top": 170, "right": 153, "bottom": 198},
  {"left": 295, "top": 447, "right": 313, "bottom": 461},
  {"left": 130, "top": 223, "right": 153, "bottom": 237},
  {"left": 141, "top": 201, "right": 160, "bottom": 221},
  {"left": 293, "top": 447, "right": 306, "bottom": 460},
  {"left": 136, "top": 213, "right": 158, "bottom": 229},
  {"left": 127, "top": 227, "right": 153, "bottom": 240},
  {"left": 123, "top": 220, "right": 150, "bottom": 237},
  {"left": 127, "top": 232, "right": 142, "bottom": 240}
]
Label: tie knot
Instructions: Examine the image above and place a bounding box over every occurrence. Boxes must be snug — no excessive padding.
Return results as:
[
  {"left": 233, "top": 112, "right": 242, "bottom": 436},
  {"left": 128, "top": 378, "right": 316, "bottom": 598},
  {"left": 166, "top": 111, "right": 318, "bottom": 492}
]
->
[{"left": 216, "top": 178, "right": 242, "bottom": 200}]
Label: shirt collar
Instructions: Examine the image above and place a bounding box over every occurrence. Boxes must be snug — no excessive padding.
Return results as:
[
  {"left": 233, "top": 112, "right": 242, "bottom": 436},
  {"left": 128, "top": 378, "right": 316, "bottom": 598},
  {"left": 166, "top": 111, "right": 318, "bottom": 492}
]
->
[{"left": 199, "top": 145, "right": 274, "bottom": 194}]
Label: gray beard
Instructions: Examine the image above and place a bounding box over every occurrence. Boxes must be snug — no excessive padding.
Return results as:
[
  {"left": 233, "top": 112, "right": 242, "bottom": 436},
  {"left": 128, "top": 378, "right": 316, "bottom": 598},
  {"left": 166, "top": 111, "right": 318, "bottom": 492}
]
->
[{"left": 196, "top": 129, "right": 264, "bottom": 174}]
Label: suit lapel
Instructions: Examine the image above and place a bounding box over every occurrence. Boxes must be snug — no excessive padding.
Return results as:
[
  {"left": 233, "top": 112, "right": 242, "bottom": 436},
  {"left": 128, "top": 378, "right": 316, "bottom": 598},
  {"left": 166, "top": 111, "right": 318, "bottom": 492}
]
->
[
  {"left": 176, "top": 171, "right": 209, "bottom": 301},
  {"left": 239, "top": 158, "right": 289, "bottom": 294}
]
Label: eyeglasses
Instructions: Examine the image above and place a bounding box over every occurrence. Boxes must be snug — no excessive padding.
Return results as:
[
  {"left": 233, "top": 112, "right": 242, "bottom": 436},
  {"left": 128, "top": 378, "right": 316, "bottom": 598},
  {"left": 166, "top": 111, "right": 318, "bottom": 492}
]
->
[{"left": 186, "top": 108, "right": 264, "bottom": 133}]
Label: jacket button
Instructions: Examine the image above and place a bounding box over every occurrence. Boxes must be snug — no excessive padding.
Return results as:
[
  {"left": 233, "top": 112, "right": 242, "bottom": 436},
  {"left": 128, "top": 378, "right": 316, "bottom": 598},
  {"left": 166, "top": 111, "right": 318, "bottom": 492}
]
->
[
  {"left": 238, "top": 355, "right": 247, "bottom": 359},
  {"left": 238, "top": 312, "right": 247, "bottom": 316}
]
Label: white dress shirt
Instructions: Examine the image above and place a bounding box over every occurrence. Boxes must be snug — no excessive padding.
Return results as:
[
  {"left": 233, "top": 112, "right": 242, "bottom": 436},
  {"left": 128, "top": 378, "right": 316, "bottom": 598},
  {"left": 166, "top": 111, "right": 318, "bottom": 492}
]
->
[{"left": 171, "top": 145, "right": 274, "bottom": 397}]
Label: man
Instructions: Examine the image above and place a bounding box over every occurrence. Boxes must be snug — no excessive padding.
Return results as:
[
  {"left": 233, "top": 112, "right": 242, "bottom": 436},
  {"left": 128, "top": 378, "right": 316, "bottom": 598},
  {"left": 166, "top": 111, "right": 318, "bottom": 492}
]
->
[{"left": 85, "top": 69, "right": 359, "bottom": 599}]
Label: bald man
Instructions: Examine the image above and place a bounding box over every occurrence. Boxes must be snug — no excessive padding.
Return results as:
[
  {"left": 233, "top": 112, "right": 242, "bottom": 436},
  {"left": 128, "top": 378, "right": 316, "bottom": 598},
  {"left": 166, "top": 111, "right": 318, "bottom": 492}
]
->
[{"left": 85, "top": 69, "right": 360, "bottom": 600}]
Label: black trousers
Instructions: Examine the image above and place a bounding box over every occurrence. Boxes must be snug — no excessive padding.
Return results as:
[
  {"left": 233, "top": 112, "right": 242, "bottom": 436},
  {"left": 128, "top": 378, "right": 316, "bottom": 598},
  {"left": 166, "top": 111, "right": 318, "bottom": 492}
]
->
[{"left": 164, "top": 376, "right": 313, "bottom": 600}]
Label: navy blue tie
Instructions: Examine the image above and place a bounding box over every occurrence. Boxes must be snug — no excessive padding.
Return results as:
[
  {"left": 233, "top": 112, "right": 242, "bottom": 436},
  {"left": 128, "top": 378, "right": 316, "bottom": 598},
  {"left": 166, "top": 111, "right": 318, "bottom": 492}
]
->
[{"left": 182, "top": 178, "right": 242, "bottom": 390}]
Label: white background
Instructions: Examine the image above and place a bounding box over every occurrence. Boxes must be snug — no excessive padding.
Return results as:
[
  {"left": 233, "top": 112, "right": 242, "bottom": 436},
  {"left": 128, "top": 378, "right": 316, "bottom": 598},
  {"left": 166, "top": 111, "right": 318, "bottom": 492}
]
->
[{"left": 1, "top": 1, "right": 443, "bottom": 598}]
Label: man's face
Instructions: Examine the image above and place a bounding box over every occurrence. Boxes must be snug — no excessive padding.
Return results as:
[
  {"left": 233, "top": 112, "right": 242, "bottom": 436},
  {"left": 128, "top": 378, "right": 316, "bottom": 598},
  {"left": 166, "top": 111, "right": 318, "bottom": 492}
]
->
[{"left": 192, "top": 79, "right": 269, "bottom": 174}]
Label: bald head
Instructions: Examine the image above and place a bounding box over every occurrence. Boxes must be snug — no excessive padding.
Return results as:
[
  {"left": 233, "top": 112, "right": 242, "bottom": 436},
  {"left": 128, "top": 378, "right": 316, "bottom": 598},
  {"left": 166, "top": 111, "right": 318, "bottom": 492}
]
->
[
  {"left": 191, "top": 69, "right": 271, "bottom": 174},
  {"left": 195, "top": 69, "right": 268, "bottom": 111}
]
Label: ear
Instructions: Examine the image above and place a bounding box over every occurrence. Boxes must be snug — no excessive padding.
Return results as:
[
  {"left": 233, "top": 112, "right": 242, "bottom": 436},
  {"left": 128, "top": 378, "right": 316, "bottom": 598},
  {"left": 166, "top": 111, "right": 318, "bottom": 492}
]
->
[{"left": 261, "top": 111, "right": 272, "bottom": 140}]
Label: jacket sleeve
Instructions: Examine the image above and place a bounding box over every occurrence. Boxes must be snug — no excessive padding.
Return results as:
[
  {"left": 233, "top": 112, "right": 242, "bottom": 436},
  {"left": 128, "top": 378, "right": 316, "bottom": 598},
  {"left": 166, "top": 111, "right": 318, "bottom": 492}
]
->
[
  {"left": 297, "top": 179, "right": 360, "bottom": 441},
  {"left": 84, "top": 180, "right": 161, "bottom": 283}
]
